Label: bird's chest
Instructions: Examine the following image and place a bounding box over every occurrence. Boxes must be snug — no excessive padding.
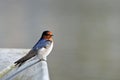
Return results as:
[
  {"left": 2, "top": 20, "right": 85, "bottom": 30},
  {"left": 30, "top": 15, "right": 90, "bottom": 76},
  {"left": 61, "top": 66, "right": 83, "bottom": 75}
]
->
[{"left": 38, "top": 42, "right": 53, "bottom": 55}]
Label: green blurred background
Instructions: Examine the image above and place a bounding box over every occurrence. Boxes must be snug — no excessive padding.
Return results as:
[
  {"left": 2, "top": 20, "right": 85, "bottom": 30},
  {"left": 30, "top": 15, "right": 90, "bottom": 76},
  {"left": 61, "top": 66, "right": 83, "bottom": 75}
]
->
[{"left": 0, "top": 0, "right": 120, "bottom": 80}]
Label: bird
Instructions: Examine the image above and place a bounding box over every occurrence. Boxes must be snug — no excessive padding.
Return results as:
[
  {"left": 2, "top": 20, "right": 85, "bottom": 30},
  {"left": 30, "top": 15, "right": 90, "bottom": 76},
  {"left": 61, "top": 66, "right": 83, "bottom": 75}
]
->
[{"left": 14, "top": 30, "right": 54, "bottom": 67}]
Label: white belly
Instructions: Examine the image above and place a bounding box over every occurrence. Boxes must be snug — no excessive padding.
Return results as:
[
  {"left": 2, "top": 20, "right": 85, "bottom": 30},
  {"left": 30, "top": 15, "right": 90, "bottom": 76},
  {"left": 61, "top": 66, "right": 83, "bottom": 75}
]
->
[{"left": 37, "top": 42, "right": 53, "bottom": 60}]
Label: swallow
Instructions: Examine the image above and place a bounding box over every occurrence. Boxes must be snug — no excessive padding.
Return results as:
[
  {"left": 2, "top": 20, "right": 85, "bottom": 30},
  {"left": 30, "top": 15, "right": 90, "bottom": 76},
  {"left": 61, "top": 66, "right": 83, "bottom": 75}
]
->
[{"left": 14, "top": 30, "right": 53, "bottom": 67}]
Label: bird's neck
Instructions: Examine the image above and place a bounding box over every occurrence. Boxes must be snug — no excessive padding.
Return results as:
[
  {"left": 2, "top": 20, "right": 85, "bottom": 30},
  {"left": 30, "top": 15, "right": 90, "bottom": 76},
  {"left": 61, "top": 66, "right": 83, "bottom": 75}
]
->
[
  {"left": 42, "top": 38, "right": 53, "bottom": 42},
  {"left": 49, "top": 38, "right": 53, "bottom": 41}
]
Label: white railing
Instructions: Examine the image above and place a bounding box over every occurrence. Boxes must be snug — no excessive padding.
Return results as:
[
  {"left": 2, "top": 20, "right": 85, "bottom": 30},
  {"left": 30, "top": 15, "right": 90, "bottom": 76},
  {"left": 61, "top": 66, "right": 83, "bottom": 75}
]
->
[{"left": 0, "top": 48, "right": 50, "bottom": 80}]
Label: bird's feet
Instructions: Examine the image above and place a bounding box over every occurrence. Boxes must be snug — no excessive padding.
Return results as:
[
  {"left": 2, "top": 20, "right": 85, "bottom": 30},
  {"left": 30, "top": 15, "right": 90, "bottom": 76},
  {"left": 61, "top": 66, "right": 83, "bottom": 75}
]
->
[{"left": 40, "top": 58, "right": 46, "bottom": 61}]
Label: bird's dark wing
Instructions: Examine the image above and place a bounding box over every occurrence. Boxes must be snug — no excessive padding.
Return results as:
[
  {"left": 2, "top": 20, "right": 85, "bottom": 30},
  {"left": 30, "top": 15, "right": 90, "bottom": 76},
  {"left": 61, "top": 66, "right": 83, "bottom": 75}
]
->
[{"left": 14, "top": 49, "right": 37, "bottom": 67}]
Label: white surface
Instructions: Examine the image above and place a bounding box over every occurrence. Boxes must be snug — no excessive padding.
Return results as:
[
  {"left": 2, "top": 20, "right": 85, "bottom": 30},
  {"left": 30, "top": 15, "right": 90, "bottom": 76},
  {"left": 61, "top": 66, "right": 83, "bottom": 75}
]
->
[
  {"left": 0, "top": 64, "right": 16, "bottom": 78},
  {"left": 0, "top": 48, "right": 50, "bottom": 80}
]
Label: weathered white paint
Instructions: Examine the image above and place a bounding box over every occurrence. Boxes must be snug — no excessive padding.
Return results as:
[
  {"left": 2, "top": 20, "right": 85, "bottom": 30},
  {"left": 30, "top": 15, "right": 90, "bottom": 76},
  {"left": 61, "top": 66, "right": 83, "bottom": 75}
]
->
[
  {"left": 0, "top": 64, "right": 16, "bottom": 78},
  {"left": 0, "top": 48, "right": 50, "bottom": 80}
]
